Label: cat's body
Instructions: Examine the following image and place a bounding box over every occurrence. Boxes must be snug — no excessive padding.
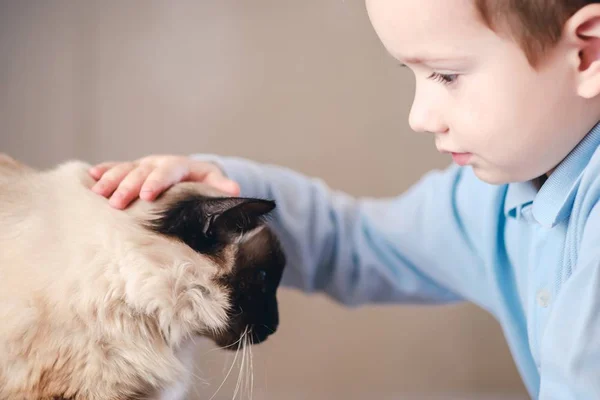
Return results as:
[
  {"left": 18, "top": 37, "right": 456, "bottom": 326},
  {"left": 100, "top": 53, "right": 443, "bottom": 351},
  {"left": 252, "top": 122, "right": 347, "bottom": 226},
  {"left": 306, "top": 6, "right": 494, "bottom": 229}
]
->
[{"left": 0, "top": 154, "right": 285, "bottom": 400}]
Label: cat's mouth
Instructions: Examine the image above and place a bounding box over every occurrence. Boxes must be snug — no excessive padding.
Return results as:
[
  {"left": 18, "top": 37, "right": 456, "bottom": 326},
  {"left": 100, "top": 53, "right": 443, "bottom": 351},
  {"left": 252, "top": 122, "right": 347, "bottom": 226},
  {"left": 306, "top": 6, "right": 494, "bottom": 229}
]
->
[
  {"left": 212, "top": 297, "right": 280, "bottom": 350},
  {"left": 213, "top": 321, "right": 278, "bottom": 350}
]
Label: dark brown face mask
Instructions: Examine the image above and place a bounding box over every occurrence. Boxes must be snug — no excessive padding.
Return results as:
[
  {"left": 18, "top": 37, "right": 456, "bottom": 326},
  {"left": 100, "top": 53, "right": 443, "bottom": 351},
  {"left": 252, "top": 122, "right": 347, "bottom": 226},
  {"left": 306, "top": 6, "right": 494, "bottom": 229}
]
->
[{"left": 148, "top": 192, "right": 286, "bottom": 349}]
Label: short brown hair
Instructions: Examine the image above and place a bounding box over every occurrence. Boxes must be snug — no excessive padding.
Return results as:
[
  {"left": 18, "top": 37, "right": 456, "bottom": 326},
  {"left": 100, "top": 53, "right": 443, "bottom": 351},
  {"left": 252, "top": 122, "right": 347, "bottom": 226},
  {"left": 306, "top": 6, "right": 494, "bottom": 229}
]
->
[{"left": 474, "top": 0, "right": 600, "bottom": 65}]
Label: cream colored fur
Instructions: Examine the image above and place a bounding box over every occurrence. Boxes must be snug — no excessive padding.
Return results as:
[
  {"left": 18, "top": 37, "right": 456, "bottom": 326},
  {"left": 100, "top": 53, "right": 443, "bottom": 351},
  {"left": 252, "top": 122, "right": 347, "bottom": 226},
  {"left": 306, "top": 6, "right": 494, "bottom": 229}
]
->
[{"left": 0, "top": 155, "right": 235, "bottom": 399}]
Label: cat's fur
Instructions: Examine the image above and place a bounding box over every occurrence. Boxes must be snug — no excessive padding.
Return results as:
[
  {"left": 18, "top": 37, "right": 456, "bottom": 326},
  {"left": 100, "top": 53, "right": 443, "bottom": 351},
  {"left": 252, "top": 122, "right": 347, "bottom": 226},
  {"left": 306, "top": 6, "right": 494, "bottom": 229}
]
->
[{"left": 0, "top": 154, "right": 285, "bottom": 400}]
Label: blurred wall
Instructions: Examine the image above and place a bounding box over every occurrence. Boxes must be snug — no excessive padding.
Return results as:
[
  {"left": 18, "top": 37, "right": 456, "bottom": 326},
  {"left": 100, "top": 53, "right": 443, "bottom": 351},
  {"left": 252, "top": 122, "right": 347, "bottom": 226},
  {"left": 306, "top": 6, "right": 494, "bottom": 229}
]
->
[{"left": 0, "top": 1, "right": 528, "bottom": 398}]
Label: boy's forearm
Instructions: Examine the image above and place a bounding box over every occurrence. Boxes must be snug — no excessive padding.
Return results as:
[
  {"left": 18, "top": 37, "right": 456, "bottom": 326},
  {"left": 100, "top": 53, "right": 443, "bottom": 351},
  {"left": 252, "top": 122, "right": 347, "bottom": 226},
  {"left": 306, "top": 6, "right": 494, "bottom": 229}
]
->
[{"left": 191, "top": 154, "right": 465, "bottom": 306}]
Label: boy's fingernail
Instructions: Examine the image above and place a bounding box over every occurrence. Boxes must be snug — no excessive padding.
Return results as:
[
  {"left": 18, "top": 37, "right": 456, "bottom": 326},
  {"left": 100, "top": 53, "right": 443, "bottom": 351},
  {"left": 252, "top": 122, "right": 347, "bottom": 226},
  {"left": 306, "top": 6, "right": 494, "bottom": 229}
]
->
[
  {"left": 89, "top": 168, "right": 100, "bottom": 178},
  {"left": 109, "top": 199, "right": 124, "bottom": 209},
  {"left": 223, "top": 181, "right": 240, "bottom": 194},
  {"left": 140, "top": 187, "right": 154, "bottom": 197}
]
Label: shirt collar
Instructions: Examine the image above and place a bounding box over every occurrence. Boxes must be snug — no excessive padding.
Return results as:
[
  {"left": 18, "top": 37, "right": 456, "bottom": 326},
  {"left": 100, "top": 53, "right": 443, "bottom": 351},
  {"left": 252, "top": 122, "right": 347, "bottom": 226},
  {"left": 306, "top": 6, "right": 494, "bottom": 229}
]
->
[
  {"left": 504, "top": 179, "right": 537, "bottom": 219},
  {"left": 504, "top": 120, "right": 600, "bottom": 227}
]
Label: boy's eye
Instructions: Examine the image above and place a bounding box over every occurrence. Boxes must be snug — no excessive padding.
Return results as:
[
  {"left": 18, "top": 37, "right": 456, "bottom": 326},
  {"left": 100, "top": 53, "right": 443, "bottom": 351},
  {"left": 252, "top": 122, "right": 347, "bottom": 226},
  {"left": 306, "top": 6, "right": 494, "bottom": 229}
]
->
[{"left": 428, "top": 72, "right": 459, "bottom": 86}]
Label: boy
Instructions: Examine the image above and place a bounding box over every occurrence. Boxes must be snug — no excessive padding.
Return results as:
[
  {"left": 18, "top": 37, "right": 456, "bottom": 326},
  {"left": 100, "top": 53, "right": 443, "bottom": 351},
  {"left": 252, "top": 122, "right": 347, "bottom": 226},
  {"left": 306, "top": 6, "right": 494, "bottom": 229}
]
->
[{"left": 89, "top": 0, "right": 600, "bottom": 398}]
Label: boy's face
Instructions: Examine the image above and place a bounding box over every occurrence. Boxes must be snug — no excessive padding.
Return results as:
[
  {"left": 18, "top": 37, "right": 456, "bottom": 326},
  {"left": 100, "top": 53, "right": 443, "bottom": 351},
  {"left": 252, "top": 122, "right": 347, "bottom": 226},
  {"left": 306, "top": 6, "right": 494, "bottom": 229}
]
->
[{"left": 366, "top": 0, "right": 590, "bottom": 184}]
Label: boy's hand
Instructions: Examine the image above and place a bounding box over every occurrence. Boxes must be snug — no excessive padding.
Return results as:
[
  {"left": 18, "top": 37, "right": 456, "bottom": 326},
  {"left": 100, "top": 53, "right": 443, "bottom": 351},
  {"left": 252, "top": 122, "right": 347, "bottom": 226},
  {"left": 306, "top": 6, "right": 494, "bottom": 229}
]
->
[{"left": 88, "top": 155, "right": 240, "bottom": 209}]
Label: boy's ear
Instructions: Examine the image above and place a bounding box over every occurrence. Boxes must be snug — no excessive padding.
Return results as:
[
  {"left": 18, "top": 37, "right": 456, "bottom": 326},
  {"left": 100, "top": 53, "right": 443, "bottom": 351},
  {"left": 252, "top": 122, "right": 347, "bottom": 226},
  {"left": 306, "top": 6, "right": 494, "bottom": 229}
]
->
[{"left": 564, "top": 4, "right": 600, "bottom": 99}]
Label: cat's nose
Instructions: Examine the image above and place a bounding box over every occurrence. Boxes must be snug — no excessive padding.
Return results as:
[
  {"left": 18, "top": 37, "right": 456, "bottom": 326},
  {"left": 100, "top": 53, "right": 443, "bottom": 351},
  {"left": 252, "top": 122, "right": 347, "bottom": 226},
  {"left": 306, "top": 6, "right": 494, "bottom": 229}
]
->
[{"left": 250, "top": 323, "right": 277, "bottom": 344}]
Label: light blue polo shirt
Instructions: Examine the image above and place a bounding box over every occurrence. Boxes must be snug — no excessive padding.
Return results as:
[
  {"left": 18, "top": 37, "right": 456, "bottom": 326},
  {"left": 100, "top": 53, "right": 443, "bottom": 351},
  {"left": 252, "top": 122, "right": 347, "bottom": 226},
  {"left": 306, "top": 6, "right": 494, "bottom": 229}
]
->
[{"left": 196, "top": 120, "right": 600, "bottom": 399}]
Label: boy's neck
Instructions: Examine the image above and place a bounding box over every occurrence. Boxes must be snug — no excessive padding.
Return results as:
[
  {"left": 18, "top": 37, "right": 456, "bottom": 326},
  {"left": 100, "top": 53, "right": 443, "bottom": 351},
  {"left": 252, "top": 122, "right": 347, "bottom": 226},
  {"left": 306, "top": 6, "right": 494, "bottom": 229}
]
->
[{"left": 533, "top": 175, "right": 548, "bottom": 190}]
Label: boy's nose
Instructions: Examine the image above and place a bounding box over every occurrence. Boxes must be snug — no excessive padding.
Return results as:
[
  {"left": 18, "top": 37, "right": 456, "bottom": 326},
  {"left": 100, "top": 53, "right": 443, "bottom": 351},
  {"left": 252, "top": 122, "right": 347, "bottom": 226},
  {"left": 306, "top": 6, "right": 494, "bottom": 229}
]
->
[{"left": 408, "top": 91, "right": 449, "bottom": 135}]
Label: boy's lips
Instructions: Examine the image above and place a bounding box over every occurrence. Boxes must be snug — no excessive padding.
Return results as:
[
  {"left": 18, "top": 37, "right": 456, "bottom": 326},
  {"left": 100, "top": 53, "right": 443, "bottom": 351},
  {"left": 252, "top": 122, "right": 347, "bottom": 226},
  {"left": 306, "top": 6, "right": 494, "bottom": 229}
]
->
[
  {"left": 437, "top": 147, "right": 472, "bottom": 166},
  {"left": 450, "top": 152, "right": 472, "bottom": 166}
]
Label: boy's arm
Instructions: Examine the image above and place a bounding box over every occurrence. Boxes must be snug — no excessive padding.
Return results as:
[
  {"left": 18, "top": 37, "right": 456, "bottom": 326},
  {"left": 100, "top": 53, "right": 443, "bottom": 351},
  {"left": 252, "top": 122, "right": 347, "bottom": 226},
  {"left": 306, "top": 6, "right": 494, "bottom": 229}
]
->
[
  {"left": 195, "top": 154, "right": 489, "bottom": 307},
  {"left": 538, "top": 200, "right": 600, "bottom": 399}
]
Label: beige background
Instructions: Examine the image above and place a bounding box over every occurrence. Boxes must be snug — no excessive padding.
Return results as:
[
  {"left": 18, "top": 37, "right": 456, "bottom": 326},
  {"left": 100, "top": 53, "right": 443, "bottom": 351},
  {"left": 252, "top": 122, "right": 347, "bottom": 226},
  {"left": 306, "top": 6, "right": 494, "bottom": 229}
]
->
[{"left": 0, "top": 1, "right": 528, "bottom": 399}]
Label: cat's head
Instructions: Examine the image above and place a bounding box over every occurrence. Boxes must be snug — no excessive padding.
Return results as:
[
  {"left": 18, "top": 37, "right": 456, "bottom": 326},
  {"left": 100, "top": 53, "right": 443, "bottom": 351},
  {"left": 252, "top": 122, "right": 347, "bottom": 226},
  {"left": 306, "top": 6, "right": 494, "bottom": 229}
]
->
[{"left": 144, "top": 182, "right": 286, "bottom": 349}]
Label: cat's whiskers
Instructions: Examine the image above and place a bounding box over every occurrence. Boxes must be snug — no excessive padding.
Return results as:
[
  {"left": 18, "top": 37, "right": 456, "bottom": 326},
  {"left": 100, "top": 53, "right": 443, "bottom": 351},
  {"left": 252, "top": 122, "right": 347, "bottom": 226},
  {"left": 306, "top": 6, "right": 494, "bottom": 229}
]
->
[
  {"left": 207, "top": 328, "right": 246, "bottom": 400},
  {"left": 244, "top": 327, "right": 255, "bottom": 400},
  {"left": 247, "top": 332, "right": 251, "bottom": 399},
  {"left": 249, "top": 327, "right": 255, "bottom": 400},
  {"left": 240, "top": 326, "right": 255, "bottom": 400},
  {"left": 261, "top": 324, "right": 275, "bottom": 334},
  {"left": 232, "top": 326, "right": 248, "bottom": 399},
  {"left": 202, "top": 332, "right": 247, "bottom": 355},
  {"left": 243, "top": 330, "right": 251, "bottom": 400}
]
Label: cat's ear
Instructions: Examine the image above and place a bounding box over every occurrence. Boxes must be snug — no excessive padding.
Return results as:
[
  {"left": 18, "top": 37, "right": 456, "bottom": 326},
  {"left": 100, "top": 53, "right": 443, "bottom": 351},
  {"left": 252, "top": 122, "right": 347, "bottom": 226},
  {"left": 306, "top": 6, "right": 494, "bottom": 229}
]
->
[
  {"left": 148, "top": 194, "right": 275, "bottom": 252},
  {"left": 201, "top": 197, "right": 275, "bottom": 239}
]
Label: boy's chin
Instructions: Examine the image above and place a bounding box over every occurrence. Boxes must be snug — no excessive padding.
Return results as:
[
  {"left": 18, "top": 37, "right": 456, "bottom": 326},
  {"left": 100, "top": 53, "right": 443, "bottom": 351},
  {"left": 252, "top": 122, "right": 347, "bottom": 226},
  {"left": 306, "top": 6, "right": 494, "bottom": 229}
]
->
[
  {"left": 473, "top": 166, "right": 546, "bottom": 186},
  {"left": 471, "top": 166, "right": 516, "bottom": 186}
]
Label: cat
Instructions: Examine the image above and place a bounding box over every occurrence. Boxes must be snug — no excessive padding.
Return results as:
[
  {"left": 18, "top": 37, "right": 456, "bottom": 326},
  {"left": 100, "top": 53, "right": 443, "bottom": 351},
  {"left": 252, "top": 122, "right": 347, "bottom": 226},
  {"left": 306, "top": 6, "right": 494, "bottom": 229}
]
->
[{"left": 0, "top": 154, "right": 286, "bottom": 400}]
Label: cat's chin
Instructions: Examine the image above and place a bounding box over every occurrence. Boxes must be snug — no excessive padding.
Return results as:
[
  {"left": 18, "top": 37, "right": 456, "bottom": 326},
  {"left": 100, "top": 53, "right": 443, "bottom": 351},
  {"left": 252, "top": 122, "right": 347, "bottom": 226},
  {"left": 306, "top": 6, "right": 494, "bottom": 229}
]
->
[{"left": 210, "top": 324, "right": 276, "bottom": 351}]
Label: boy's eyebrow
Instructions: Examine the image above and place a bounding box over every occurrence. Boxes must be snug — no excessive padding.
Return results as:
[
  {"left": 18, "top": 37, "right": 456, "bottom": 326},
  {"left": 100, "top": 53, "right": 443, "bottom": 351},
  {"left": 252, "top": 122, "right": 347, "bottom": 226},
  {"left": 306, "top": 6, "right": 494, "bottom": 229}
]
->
[
  {"left": 397, "top": 55, "right": 470, "bottom": 66},
  {"left": 401, "top": 57, "right": 425, "bottom": 64},
  {"left": 401, "top": 57, "right": 450, "bottom": 65}
]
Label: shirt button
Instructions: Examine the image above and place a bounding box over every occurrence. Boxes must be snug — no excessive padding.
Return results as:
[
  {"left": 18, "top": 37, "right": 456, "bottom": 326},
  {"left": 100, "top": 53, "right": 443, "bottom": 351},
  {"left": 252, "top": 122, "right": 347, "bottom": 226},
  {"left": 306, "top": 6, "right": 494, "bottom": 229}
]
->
[{"left": 536, "top": 289, "right": 551, "bottom": 308}]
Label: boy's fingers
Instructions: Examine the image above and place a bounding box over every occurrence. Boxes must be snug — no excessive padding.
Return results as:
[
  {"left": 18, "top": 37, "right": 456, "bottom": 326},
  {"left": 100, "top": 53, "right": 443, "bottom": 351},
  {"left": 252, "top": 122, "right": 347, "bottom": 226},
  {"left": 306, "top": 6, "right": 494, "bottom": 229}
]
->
[
  {"left": 189, "top": 163, "right": 240, "bottom": 195},
  {"left": 139, "top": 165, "right": 188, "bottom": 201},
  {"left": 205, "top": 173, "right": 241, "bottom": 196},
  {"left": 135, "top": 161, "right": 240, "bottom": 201},
  {"left": 91, "top": 163, "right": 136, "bottom": 197},
  {"left": 108, "top": 166, "right": 153, "bottom": 209},
  {"left": 88, "top": 162, "right": 119, "bottom": 180},
  {"left": 188, "top": 162, "right": 221, "bottom": 182}
]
